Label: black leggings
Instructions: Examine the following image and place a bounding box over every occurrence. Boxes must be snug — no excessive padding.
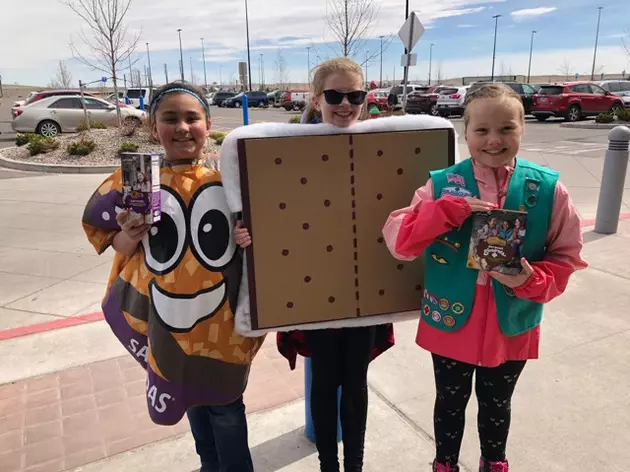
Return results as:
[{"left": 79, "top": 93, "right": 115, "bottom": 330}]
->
[
  {"left": 432, "top": 354, "right": 526, "bottom": 466},
  {"left": 306, "top": 326, "right": 376, "bottom": 472}
]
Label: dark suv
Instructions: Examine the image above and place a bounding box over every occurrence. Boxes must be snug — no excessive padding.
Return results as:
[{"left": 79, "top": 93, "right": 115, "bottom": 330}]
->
[
  {"left": 405, "top": 85, "right": 450, "bottom": 115},
  {"left": 212, "top": 92, "right": 237, "bottom": 107},
  {"left": 467, "top": 82, "right": 537, "bottom": 114},
  {"left": 224, "top": 91, "right": 269, "bottom": 108}
]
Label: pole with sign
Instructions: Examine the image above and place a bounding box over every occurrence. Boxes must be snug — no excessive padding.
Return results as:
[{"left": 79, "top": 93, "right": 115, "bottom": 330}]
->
[{"left": 398, "top": 12, "right": 425, "bottom": 110}]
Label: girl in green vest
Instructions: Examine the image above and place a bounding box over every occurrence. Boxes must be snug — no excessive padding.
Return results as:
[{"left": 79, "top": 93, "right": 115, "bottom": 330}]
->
[{"left": 383, "top": 83, "right": 587, "bottom": 472}]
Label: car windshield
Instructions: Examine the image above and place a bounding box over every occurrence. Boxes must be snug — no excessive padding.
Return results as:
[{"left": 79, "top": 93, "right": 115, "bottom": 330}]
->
[
  {"left": 23, "top": 92, "right": 39, "bottom": 104},
  {"left": 126, "top": 89, "right": 146, "bottom": 98},
  {"left": 390, "top": 86, "right": 403, "bottom": 95},
  {"left": 441, "top": 88, "right": 459, "bottom": 95},
  {"left": 538, "top": 86, "right": 564, "bottom": 95}
]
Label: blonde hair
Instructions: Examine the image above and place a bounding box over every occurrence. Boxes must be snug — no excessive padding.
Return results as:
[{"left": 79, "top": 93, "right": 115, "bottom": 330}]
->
[
  {"left": 304, "top": 57, "right": 366, "bottom": 124},
  {"left": 463, "top": 83, "right": 524, "bottom": 128}
]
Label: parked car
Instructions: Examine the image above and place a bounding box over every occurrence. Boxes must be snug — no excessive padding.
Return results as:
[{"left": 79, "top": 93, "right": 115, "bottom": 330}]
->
[
  {"left": 105, "top": 91, "right": 125, "bottom": 104},
  {"left": 594, "top": 80, "right": 630, "bottom": 107},
  {"left": 267, "top": 90, "right": 285, "bottom": 107},
  {"left": 405, "top": 85, "right": 449, "bottom": 115},
  {"left": 280, "top": 90, "right": 309, "bottom": 111},
  {"left": 367, "top": 89, "right": 389, "bottom": 111},
  {"left": 530, "top": 83, "right": 549, "bottom": 93},
  {"left": 467, "top": 81, "right": 537, "bottom": 114},
  {"left": 387, "top": 84, "right": 428, "bottom": 110},
  {"left": 532, "top": 82, "right": 625, "bottom": 122},
  {"left": 212, "top": 92, "right": 237, "bottom": 107},
  {"left": 11, "top": 95, "right": 145, "bottom": 137},
  {"left": 224, "top": 91, "right": 269, "bottom": 108},
  {"left": 12, "top": 89, "right": 96, "bottom": 110},
  {"left": 124, "top": 88, "right": 154, "bottom": 109},
  {"left": 436, "top": 86, "right": 469, "bottom": 117}
]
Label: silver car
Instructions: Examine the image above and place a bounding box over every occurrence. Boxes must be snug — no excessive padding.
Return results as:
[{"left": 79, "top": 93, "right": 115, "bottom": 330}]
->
[{"left": 11, "top": 95, "right": 146, "bottom": 137}]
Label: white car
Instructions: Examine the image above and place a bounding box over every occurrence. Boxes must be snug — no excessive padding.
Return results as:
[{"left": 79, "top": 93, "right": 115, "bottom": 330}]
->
[
  {"left": 436, "top": 86, "right": 470, "bottom": 117},
  {"left": 123, "top": 87, "right": 154, "bottom": 109},
  {"left": 595, "top": 80, "right": 630, "bottom": 108},
  {"left": 12, "top": 95, "right": 146, "bottom": 137}
]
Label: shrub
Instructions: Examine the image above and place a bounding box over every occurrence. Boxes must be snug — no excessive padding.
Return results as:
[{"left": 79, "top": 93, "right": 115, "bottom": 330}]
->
[
  {"left": 288, "top": 114, "right": 301, "bottom": 124},
  {"left": 27, "top": 136, "right": 59, "bottom": 156},
  {"left": 214, "top": 134, "right": 225, "bottom": 145},
  {"left": 121, "top": 117, "right": 142, "bottom": 137},
  {"left": 595, "top": 113, "right": 615, "bottom": 124},
  {"left": 15, "top": 133, "right": 37, "bottom": 146},
  {"left": 76, "top": 120, "right": 107, "bottom": 132},
  {"left": 210, "top": 131, "right": 226, "bottom": 140},
  {"left": 67, "top": 138, "right": 97, "bottom": 156},
  {"left": 119, "top": 141, "right": 139, "bottom": 153},
  {"left": 616, "top": 108, "right": 630, "bottom": 122}
]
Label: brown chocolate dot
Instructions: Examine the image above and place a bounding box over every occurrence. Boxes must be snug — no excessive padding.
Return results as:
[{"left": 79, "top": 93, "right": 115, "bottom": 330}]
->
[
  {"left": 324, "top": 199, "right": 331, "bottom": 207},
  {"left": 397, "top": 168, "right": 404, "bottom": 175},
  {"left": 279, "top": 203, "right": 286, "bottom": 210},
  {"left": 415, "top": 284, "right": 422, "bottom": 291},
  {"left": 282, "top": 249, "right": 290, "bottom": 256},
  {"left": 377, "top": 150, "right": 383, "bottom": 156},
  {"left": 397, "top": 264, "right": 404, "bottom": 270},
  {"left": 303, "top": 223, "right": 310, "bottom": 230},
  {"left": 301, "top": 177, "right": 308, "bottom": 184},
  {"left": 328, "top": 296, "right": 336, "bottom": 303},
  {"left": 274, "top": 158, "right": 282, "bottom": 165},
  {"left": 304, "top": 276, "right": 312, "bottom": 283},
  {"left": 322, "top": 154, "right": 329, "bottom": 162},
  {"left": 378, "top": 289, "right": 385, "bottom": 296},
  {"left": 286, "top": 302, "right": 294, "bottom": 308},
  {"left": 415, "top": 147, "right": 421, "bottom": 154},
  {"left": 376, "top": 193, "right": 383, "bottom": 200},
  {"left": 326, "top": 245, "right": 334, "bottom": 252},
  {"left": 377, "top": 237, "right": 384, "bottom": 244}
]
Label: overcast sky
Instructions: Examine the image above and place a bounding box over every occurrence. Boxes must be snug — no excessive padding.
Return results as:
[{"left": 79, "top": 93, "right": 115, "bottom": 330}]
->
[{"left": 1, "top": 0, "right": 629, "bottom": 87}]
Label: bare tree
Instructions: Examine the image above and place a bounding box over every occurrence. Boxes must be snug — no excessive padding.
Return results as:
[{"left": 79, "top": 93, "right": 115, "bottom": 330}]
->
[
  {"left": 436, "top": 62, "right": 443, "bottom": 84},
  {"left": 622, "top": 31, "right": 630, "bottom": 57},
  {"left": 63, "top": 0, "right": 140, "bottom": 126},
  {"left": 48, "top": 61, "right": 73, "bottom": 89},
  {"left": 275, "top": 50, "right": 289, "bottom": 89},
  {"left": 557, "top": 58, "right": 573, "bottom": 81}
]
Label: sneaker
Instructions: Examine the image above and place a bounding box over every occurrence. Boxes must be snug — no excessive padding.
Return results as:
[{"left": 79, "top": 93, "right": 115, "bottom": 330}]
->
[
  {"left": 432, "top": 459, "right": 460, "bottom": 472},
  {"left": 479, "top": 457, "right": 509, "bottom": 472}
]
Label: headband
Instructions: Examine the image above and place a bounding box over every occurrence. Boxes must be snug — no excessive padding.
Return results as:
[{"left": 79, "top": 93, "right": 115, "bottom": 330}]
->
[{"left": 150, "top": 87, "right": 210, "bottom": 117}]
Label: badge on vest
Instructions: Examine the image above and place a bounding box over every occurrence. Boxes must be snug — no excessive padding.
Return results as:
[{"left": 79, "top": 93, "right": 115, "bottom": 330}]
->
[
  {"left": 440, "top": 186, "right": 473, "bottom": 198},
  {"left": 443, "top": 316, "right": 456, "bottom": 328},
  {"left": 447, "top": 173, "right": 466, "bottom": 186},
  {"left": 452, "top": 302, "right": 465, "bottom": 315}
]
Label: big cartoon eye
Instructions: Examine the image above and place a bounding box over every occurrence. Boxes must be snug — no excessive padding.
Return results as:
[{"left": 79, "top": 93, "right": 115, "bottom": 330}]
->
[
  {"left": 142, "top": 187, "right": 187, "bottom": 275},
  {"left": 189, "top": 182, "right": 236, "bottom": 271}
]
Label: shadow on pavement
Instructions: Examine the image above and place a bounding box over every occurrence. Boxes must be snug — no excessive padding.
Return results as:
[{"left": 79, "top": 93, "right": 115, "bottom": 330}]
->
[{"left": 251, "top": 427, "right": 317, "bottom": 471}]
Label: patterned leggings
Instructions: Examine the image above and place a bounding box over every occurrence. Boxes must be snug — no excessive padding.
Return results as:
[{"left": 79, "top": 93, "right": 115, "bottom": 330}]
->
[{"left": 432, "top": 354, "right": 526, "bottom": 466}]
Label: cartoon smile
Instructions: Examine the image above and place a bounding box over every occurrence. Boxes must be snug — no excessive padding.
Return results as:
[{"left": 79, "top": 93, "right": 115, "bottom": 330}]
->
[{"left": 150, "top": 279, "right": 227, "bottom": 333}]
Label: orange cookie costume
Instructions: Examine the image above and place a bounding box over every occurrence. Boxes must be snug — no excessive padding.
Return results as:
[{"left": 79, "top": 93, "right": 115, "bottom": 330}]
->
[{"left": 82, "top": 162, "right": 265, "bottom": 425}]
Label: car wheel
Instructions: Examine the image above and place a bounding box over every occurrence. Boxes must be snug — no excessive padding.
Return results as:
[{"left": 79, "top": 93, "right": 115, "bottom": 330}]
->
[
  {"left": 535, "top": 116, "right": 549, "bottom": 122},
  {"left": 611, "top": 103, "right": 623, "bottom": 116},
  {"left": 565, "top": 105, "right": 580, "bottom": 122},
  {"left": 37, "top": 120, "right": 61, "bottom": 137},
  {"left": 258, "top": 101, "right": 265, "bottom": 108},
  {"left": 430, "top": 104, "right": 439, "bottom": 116},
  {"left": 235, "top": 102, "right": 241, "bottom": 108}
]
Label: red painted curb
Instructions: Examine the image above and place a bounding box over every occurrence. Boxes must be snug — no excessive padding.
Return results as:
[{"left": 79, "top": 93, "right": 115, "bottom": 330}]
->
[
  {"left": 0, "top": 312, "right": 104, "bottom": 342},
  {"left": 580, "top": 212, "right": 630, "bottom": 228}
]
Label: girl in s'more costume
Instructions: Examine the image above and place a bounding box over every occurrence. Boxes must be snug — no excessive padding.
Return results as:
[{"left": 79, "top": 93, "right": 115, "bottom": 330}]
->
[{"left": 82, "top": 82, "right": 264, "bottom": 472}]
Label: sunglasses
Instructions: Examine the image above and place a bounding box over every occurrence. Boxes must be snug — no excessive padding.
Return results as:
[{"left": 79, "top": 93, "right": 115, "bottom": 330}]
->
[{"left": 322, "top": 89, "right": 367, "bottom": 106}]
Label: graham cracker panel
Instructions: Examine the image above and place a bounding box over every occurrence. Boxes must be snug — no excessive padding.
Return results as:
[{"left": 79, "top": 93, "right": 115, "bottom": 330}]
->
[
  {"left": 352, "top": 129, "right": 454, "bottom": 317},
  {"left": 239, "top": 135, "right": 357, "bottom": 329}
]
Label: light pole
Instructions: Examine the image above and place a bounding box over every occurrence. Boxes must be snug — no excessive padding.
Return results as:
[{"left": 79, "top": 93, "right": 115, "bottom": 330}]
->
[
  {"left": 527, "top": 30, "right": 537, "bottom": 84},
  {"left": 146, "top": 43, "right": 153, "bottom": 88},
  {"left": 244, "top": 0, "right": 253, "bottom": 91},
  {"left": 128, "top": 54, "right": 133, "bottom": 87},
  {"left": 190, "top": 57, "right": 194, "bottom": 84},
  {"left": 428, "top": 43, "right": 434, "bottom": 85},
  {"left": 365, "top": 50, "right": 369, "bottom": 86},
  {"left": 379, "top": 36, "right": 384, "bottom": 87},
  {"left": 307, "top": 47, "right": 311, "bottom": 88},
  {"left": 177, "top": 29, "right": 184, "bottom": 81},
  {"left": 201, "top": 38, "right": 208, "bottom": 90},
  {"left": 490, "top": 14, "right": 501, "bottom": 82},
  {"left": 260, "top": 54, "right": 264, "bottom": 89},
  {"left": 591, "top": 6, "right": 603, "bottom": 80}
]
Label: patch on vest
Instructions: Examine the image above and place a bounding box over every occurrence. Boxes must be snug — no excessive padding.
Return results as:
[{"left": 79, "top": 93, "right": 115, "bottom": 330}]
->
[
  {"left": 440, "top": 186, "right": 473, "bottom": 198},
  {"left": 447, "top": 173, "right": 466, "bottom": 186},
  {"left": 431, "top": 311, "right": 442, "bottom": 322},
  {"left": 439, "top": 298, "right": 450, "bottom": 311},
  {"left": 423, "top": 305, "right": 431, "bottom": 316},
  {"left": 504, "top": 286, "right": 516, "bottom": 297},
  {"left": 431, "top": 252, "right": 449, "bottom": 264},
  {"left": 443, "top": 315, "right": 456, "bottom": 328},
  {"left": 452, "top": 302, "right": 465, "bottom": 315}
]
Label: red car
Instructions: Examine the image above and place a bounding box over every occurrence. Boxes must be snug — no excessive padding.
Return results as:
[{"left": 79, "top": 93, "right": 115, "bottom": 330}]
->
[
  {"left": 367, "top": 89, "right": 389, "bottom": 111},
  {"left": 13, "top": 90, "right": 96, "bottom": 108},
  {"left": 532, "top": 82, "right": 624, "bottom": 122},
  {"left": 405, "top": 85, "right": 449, "bottom": 115}
]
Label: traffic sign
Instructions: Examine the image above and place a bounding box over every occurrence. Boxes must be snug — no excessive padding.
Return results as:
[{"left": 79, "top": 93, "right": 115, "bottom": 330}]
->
[
  {"left": 400, "top": 54, "right": 417, "bottom": 67},
  {"left": 101, "top": 76, "right": 108, "bottom": 83},
  {"left": 398, "top": 12, "right": 424, "bottom": 52}
]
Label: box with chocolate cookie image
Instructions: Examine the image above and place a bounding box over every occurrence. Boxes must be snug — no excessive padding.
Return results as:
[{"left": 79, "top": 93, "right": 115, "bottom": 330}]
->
[{"left": 121, "top": 152, "right": 161, "bottom": 224}]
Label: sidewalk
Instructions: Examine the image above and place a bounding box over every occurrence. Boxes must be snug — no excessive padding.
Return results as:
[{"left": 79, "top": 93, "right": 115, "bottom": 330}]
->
[{"left": 1, "top": 141, "right": 629, "bottom": 471}]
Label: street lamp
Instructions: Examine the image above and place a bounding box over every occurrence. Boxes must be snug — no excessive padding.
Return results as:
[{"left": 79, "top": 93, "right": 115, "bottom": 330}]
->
[
  {"left": 379, "top": 36, "right": 384, "bottom": 88},
  {"left": 490, "top": 14, "right": 501, "bottom": 82},
  {"left": 177, "top": 29, "right": 184, "bottom": 81},
  {"left": 146, "top": 43, "right": 153, "bottom": 88},
  {"left": 307, "top": 47, "right": 311, "bottom": 87},
  {"left": 365, "top": 50, "right": 369, "bottom": 86},
  {"left": 428, "top": 43, "right": 434, "bottom": 85},
  {"left": 244, "top": 0, "right": 253, "bottom": 91},
  {"left": 260, "top": 54, "right": 264, "bottom": 89},
  {"left": 527, "top": 31, "right": 537, "bottom": 84},
  {"left": 190, "top": 57, "right": 194, "bottom": 84},
  {"left": 201, "top": 38, "right": 208, "bottom": 90},
  {"left": 591, "top": 6, "right": 604, "bottom": 80}
]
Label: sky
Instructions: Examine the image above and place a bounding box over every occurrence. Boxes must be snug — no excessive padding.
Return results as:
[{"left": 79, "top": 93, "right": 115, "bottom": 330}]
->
[{"left": 1, "top": 0, "right": 630, "bottom": 88}]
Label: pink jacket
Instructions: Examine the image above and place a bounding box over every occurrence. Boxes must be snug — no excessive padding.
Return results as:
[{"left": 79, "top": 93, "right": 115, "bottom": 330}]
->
[{"left": 383, "top": 159, "right": 588, "bottom": 367}]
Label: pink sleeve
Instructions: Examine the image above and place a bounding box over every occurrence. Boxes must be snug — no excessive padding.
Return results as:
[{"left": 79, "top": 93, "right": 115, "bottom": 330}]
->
[
  {"left": 382, "top": 179, "right": 471, "bottom": 260},
  {"left": 514, "top": 181, "right": 588, "bottom": 303}
]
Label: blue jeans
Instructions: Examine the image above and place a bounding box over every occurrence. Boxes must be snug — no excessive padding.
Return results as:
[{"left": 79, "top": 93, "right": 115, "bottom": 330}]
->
[{"left": 186, "top": 397, "right": 253, "bottom": 472}]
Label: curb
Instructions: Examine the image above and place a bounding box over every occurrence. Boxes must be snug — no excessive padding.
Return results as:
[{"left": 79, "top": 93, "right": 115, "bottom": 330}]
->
[
  {"left": 560, "top": 122, "right": 630, "bottom": 130},
  {"left": 0, "top": 147, "right": 118, "bottom": 174},
  {"left": 0, "top": 312, "right": 104, "bottom": 341}
]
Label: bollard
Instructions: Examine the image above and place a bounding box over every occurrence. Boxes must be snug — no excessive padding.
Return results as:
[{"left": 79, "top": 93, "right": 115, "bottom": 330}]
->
[
  {"left": 304, "top": 357, "right": 342, "bottom": 443},
  {"left": 242, "top": 94, "right": 249, "bottom": 125},
  {"left": 595, "top": 125, "right": 630, "bottom": 234},
  {"left": 139, "top": 95, "right": 145, "bottom": 111}
]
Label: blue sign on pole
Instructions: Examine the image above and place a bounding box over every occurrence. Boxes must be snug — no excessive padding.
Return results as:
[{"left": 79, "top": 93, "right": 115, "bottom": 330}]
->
[
  {"left": 242, "top": 94, "right": 249, "bottom": 125},
  {"left": 101, "top": 76, "right": 108, "bottom": 83}
]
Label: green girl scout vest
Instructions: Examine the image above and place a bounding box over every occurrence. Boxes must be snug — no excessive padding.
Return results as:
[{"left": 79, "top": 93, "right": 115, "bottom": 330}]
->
[{"left": 422, "top": 158, "right": 559, "bottom": 337}]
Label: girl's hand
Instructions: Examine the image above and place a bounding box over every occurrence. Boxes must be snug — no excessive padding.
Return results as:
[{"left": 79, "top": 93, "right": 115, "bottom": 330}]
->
[
  {"left": 116, "top": 210, "right": 150, "bottom": 243},
  {"left": 464, "top": 197, "right": 498, "bottom": 213},
  {"left": 234, "top": 221, "right": 252, "bottom": 248},
  {"left": 488, "top": 258, "right": 534, "bottom": 288}
]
